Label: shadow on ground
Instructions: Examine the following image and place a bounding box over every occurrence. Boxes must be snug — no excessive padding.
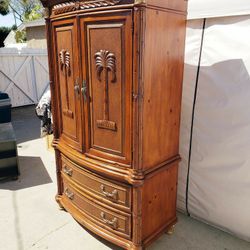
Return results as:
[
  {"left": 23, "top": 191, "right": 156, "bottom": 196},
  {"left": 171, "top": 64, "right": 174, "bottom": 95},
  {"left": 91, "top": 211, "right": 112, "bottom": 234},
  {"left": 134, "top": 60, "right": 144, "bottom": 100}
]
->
[
  {"left": 80, "top": 225, "right": 122, "bottom": 250},
  {"left": 11, "top": 105, "right": 41, "bottom": 144},
  {"left": 0, "top": 156, "right": 52, "bottom": 190}
]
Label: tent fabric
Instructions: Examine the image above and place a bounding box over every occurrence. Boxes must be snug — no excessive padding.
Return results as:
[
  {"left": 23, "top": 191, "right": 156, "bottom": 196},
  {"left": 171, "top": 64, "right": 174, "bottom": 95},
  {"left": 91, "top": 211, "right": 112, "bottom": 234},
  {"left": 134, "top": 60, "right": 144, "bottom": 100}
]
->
[
  {"left": 178, "top": 19, "right": 204, "bottom": 213},
  {"left": 188, "top": 0, "right": 250, "bottom": 19},
  {"left": 178, "top": 16, "right": 250, "bottom": 242}
]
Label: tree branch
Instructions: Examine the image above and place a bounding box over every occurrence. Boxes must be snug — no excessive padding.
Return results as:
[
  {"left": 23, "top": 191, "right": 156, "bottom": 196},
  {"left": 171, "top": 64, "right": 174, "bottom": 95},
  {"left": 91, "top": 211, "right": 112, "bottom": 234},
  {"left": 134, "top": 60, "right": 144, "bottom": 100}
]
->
[{"left": 9, "top": 3, "right": 23, "bottom": 22}]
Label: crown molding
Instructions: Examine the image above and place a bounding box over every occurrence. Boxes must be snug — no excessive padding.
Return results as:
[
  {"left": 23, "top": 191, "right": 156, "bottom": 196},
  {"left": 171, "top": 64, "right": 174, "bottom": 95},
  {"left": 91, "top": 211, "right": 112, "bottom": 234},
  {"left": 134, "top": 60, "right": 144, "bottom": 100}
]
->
[{"left": 41, "top": 0, "right": 138, "bottom": 7}]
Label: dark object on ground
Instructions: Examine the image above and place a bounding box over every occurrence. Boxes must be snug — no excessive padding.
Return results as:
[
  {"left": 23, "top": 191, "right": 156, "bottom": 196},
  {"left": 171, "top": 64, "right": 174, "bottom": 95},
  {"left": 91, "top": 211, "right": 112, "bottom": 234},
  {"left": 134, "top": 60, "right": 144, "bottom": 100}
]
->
[
  {"left": 0, "top": 27, "right": 11, "bottom": 48},
  {"left": 0, "top": 123, "right": 19, "bottom": 180},
  {"left": 0, "top": 92, "right": 11, "bottom": 123}
]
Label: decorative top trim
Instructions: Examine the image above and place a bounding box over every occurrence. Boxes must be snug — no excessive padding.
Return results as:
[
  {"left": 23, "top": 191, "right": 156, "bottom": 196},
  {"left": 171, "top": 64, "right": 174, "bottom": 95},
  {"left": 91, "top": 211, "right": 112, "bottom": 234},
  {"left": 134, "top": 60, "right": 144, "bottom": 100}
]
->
[
  {"left": 52, "top": 0, "right": 121, "bottom": 15},
  {"left": 134, "top": 0, "right": 146, "bottom": 4}
]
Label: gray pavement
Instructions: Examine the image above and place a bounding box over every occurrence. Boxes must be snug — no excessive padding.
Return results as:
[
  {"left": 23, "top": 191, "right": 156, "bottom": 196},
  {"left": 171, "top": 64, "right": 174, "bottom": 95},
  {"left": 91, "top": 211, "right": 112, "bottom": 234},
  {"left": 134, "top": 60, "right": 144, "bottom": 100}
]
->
[{"left": 0, "top": 105, "right": 249, "bottom": 250}]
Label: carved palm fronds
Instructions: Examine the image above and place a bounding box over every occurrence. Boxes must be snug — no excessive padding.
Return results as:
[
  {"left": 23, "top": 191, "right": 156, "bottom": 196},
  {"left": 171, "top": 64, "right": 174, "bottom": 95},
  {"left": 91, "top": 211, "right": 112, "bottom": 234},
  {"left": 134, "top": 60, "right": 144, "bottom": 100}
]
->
[
  {"left": 95, "top": 50, "right": 116, "bottom": 82},
  {"left": 59, "top": 49, "right": 71, "bottom": 76},
  {"left": 65, "top": 51, "right": 70, "bottom": 70},
  {"left": 59, "top": 49, "right": 66, "bottom": 70}
]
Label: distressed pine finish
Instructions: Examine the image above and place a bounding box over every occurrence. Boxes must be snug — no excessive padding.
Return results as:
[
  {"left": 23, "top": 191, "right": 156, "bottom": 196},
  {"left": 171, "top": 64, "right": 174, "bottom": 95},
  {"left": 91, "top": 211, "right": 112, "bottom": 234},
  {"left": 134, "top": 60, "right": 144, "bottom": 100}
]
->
[{"left": 42, "top": 0, "right": 187, "bottom": 249}]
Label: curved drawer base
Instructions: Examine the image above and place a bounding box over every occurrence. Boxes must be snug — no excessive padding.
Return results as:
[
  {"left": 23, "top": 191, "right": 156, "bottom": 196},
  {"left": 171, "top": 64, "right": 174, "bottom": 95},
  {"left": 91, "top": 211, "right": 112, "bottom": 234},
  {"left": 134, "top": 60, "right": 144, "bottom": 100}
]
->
[{"left": 56, "top": 194, "right": 134, "bottom": 249}]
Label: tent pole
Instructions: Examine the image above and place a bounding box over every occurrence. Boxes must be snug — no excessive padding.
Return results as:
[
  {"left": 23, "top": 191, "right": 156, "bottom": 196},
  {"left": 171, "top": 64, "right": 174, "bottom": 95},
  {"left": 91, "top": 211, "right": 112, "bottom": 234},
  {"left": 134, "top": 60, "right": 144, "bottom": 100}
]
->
[{"left": 185, "top": 18, "right": 207, "bottom": 216}]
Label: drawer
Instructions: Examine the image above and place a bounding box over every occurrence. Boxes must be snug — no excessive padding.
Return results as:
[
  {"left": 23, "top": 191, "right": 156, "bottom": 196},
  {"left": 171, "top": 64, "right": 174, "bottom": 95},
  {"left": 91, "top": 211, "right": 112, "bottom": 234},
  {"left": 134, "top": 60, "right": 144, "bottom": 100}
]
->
[
  {"left": 61, "top": 155, "right": 131, "bottom": 211},
  {"left": 62, "top": 178, "right": 131, "bottom": 239}
]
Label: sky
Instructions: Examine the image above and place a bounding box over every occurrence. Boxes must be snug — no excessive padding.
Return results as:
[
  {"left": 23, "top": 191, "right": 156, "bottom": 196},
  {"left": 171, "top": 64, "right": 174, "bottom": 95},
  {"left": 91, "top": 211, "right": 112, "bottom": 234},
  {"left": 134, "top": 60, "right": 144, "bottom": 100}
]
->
[{"left": 0, "top": 13, "right": 21, "bottom": 27}]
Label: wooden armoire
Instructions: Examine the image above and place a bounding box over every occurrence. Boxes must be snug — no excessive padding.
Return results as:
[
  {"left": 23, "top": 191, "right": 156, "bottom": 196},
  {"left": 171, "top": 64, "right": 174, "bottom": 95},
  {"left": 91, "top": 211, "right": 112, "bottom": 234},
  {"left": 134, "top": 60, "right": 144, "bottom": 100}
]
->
[{"left": 41, "top": 0, "right": 187, "bottom": 249}]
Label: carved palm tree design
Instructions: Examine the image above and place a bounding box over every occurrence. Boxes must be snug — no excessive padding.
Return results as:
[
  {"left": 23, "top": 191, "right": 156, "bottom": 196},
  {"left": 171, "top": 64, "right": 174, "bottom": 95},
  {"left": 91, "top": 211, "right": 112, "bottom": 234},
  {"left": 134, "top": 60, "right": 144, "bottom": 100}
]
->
[
  {"left": 59, "top": 49, "right": 71, "bottom": 75},
  {"left": 95, "top": 50, "right": 117, "bottom": 131},
  {"left": 59, "top": 49, "right": 73, "bottom": 118}
]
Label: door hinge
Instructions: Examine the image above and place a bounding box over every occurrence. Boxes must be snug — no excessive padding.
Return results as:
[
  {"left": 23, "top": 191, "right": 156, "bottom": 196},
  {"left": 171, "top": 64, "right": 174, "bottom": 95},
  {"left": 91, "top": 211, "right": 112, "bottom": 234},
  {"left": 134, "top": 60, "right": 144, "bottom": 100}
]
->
[{"left": 131, "top": 22, "right": 134, "bottom": 35}]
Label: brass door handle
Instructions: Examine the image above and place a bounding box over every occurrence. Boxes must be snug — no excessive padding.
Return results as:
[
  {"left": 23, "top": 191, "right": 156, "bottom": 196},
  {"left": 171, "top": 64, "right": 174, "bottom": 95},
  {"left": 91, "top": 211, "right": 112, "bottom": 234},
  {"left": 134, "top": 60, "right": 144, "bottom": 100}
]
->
[
  {"left": 63, "top": 165, "right": 73, "bottom": 177},
  {"left": 81, "top": 80, "right": 87, "bottom": 101},
  {"left": 74, "top": 85, "right": 80, "bottom": 94},
  {"left": 65, "top": 188, "right": 74, "bottom": 200},
  {"left": 74, "top": 78, "right": 80, "bottom": 94},
  {"left": 100, "top": 212, "right": 118, "bottom": 229},
  {"left": 100, "top": 185, "right": 118, "bottom": 199}
]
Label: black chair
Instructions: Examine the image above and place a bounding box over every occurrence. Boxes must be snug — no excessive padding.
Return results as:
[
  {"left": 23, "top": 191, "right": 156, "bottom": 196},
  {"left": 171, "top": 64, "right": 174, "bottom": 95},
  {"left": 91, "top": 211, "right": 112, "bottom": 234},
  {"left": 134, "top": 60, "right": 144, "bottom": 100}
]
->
[{"left": 0, "top": 92, "right": 11, "bottom": 123}]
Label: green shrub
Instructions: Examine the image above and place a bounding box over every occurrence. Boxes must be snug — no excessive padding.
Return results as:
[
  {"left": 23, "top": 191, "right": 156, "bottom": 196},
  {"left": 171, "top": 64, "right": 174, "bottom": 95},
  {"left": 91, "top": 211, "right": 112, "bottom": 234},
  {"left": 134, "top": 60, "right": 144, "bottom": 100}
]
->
[
  {"left": 15, "top": 30, "right": 26, "bottom": 43},
  {"left": 0, "top": 0, "right": 9, "bottom": 15}
]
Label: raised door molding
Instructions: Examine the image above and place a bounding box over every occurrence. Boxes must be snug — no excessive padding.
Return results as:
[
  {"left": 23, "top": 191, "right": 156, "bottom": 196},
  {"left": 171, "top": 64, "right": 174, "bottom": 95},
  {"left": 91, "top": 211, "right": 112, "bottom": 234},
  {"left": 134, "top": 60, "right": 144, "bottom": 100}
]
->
[
  {"left": 52, "top": 20, "right": 83, "bottom": 151},
  {"left": 81, "top": 13, "right": 133, "bottom": 164}
]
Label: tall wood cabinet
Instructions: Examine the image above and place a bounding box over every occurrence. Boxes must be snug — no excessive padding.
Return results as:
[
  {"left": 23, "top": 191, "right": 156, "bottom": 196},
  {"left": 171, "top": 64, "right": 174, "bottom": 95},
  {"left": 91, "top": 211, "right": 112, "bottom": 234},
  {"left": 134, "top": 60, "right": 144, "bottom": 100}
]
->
[{"left": 41, "top": 0, "right": 187, "bottom": 249}]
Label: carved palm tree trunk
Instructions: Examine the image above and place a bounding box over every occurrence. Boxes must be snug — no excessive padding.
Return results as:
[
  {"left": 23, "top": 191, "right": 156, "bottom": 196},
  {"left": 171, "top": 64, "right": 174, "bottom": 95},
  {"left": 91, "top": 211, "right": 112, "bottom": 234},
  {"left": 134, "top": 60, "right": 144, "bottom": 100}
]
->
[
  {"left": 104, "top": 67, "right": 109, "bottom": 121},
  {"left": 65, "top": 67, "right": 69, "bottom": 110}
]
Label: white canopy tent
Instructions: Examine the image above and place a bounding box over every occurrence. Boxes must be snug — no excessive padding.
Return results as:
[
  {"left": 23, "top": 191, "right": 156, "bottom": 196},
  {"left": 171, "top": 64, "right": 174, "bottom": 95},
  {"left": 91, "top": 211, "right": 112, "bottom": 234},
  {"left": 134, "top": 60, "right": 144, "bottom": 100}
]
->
[
  {"left": 188, "top": 0, "right": 250, "bottom": 19},
  {"left": 178, "top": 0, "right": 250, "bottom": 242}
]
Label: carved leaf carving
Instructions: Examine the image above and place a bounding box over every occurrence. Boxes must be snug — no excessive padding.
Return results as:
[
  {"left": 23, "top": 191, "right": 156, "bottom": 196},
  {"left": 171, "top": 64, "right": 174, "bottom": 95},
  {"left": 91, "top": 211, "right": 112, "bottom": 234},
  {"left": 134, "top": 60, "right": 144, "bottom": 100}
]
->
[
  {"left": 59, "top": 49, "right": 65, "bottom": 69},
  {"left": 65, "top": 51, "right": 70, "bottom": 71},
  {"left": 59, "top": 49, "right": 71, "bottom": 76},
  {"left": 95, "top": 50, "right": 116, "bottom": 82}
]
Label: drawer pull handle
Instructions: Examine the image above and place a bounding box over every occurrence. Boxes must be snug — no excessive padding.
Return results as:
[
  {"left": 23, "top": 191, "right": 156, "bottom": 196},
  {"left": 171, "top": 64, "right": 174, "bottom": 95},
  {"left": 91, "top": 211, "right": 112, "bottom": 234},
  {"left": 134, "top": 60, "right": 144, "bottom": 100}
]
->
[
  {"left": 63, "top": 165, "right": 73, "bottom": 177},
  {"left": 65, "top": 188, "right": 74, "bottom": 200},
  {"left": 100, "top": 212, "right": 118, "bottom": 229},
  {"left": 100, "top": 185, "right": 118, "bottom": 199}
]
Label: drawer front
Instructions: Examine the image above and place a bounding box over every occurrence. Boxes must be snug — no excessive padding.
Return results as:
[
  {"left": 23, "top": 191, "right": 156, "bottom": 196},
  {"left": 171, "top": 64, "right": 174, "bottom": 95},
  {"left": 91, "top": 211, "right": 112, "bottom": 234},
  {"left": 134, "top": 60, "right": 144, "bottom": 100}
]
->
[
  {"left": 62, "top": 178, "right": 131, "bottom": 239},
  {"left": 61, "top": 155, "right": 131, "bottom": 211}
]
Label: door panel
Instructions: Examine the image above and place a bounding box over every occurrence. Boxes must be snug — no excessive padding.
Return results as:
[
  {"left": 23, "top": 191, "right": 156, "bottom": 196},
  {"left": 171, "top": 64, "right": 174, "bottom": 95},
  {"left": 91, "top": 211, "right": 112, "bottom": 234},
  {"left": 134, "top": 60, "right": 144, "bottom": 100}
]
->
[
  {"left": 81, "top": 12, "right": 132, "bottom": 165},
  {"left": 52, "top": 19, "right": 82, "bottom": 151}
]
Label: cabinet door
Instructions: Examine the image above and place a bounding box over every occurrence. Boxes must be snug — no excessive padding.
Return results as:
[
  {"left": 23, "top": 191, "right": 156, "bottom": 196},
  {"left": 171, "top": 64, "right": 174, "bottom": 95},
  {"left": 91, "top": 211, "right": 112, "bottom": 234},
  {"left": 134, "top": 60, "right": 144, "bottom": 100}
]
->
[
  {"left": 52, "top": 19, "right": 83, "bottom": 151},
  {"left": 80, "top": 12, "right": 133, "bottom": 166}
]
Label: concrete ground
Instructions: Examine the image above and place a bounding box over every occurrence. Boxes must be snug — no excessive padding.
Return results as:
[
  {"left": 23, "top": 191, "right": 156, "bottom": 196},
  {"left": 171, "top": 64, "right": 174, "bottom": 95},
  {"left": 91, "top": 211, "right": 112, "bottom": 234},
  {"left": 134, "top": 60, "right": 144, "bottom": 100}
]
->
[{"left": 0, "top": 105, "right": 250, "bottom": 250}]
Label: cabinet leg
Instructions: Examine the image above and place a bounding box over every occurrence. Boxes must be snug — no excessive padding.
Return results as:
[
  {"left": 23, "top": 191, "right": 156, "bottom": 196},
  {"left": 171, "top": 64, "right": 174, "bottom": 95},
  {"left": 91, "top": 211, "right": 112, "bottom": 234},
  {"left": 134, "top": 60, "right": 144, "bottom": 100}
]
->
[
  {"left": 55, "top": 194, "right": 65, "bottom": 210},
  {"left": 130, "top": 244, "right": 143, "bottom": 250},
  {"left": 166, "top": 224, "right": 175, "bottom": 235}
]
